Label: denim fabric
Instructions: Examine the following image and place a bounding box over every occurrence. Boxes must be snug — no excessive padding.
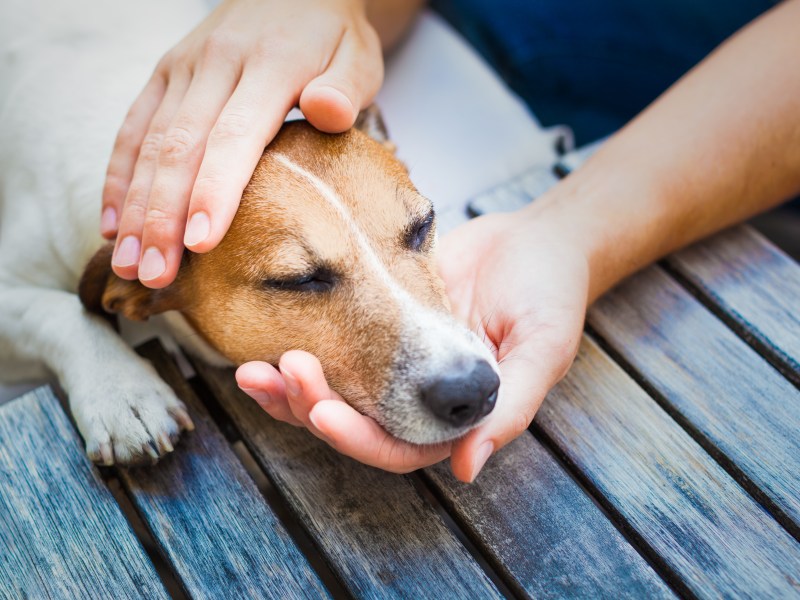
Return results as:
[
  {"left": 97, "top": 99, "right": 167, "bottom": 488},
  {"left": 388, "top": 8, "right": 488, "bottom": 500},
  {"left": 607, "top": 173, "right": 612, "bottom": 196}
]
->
[{"left": 433, "top": 0, "right": 776, "bottom": 145}]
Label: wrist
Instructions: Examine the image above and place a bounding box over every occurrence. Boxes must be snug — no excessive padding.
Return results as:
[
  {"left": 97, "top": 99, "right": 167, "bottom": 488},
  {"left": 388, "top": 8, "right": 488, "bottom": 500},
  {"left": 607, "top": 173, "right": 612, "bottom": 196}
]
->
[{"left": 517, "top": 164, "right": 665, "bottom": 304}]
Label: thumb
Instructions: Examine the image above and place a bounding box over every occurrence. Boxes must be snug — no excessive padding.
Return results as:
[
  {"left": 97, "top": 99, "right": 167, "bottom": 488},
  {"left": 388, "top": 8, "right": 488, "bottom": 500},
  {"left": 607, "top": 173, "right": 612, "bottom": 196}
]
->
[
  {"left": 300, "top": 29, "right": 383, "bottom": 132},
  {"left": 449, "top": 341, "right": 558, "bottom": 483}
]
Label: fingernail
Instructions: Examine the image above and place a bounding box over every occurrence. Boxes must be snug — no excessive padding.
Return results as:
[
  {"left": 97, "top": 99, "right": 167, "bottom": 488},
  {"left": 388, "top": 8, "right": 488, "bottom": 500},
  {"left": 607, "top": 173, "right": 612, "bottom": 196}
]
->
[
  {"left": 308, "top": 408, "right": 335, "bottom": 446},
  {"left": 240, "top": 386, "right": 272, "bottom": 408},
  {"left": 184, "top": 211, "right": 210, "bottom": 247},
  {"left": 113, "top": 235, "right": 140, "bottom": 267},
  {"left": 282, "top": 369, "right": 301, "bottom": 397},
  {"left": 139, "top": 247, "right": 166, "bottom": 281},
  {"left": 470, "top": 441, "right": 494, "bottom": 482},
  {"left": 308, "top": 407, "right": 322, "bottom": 430},
  {"left": 100, "top": 206, "right": 117, "bottom": 234}
]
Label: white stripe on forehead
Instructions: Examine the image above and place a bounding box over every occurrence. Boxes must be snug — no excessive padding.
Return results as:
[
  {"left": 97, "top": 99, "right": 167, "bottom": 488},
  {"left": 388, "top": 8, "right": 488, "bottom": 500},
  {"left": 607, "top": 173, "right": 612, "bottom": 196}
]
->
[
  {"left": 274, "top": 152, "right": 407, "bottom": 300},
  {"left": 273, "top": 152, "right": 497, "bottom": 375}
]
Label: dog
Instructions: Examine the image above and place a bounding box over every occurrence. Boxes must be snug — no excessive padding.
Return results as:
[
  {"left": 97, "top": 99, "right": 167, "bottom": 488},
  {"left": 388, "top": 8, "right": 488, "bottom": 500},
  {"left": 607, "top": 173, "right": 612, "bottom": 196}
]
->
[{"left": 0, "top": 0, "right": 499, "bottom": 466}]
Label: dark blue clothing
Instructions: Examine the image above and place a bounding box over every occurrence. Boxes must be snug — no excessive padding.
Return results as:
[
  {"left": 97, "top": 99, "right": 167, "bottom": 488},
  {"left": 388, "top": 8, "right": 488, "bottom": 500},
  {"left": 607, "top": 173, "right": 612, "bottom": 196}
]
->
[{"left": 433, "top": 0, "right": 776, "bottom": 145}]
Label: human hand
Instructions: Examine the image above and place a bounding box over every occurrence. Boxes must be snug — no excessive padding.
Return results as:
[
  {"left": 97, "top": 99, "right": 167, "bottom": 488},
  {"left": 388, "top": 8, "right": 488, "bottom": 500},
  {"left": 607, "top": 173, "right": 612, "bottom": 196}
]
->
[
  {"left": 103, "top": 0, "right": 383, "bottom": 288},
  {"left": 435, "top": 209, "right": 588, "bottom": 480},
  {"left": 237, "top": 204, "right": 590, "bottom": 482}
]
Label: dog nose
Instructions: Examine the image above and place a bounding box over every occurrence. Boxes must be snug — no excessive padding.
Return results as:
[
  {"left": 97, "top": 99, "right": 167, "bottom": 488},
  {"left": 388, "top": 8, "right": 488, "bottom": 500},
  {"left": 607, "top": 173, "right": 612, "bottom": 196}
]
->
[{"left": 421, "top": 359, "right": 500, "bottom": 427}]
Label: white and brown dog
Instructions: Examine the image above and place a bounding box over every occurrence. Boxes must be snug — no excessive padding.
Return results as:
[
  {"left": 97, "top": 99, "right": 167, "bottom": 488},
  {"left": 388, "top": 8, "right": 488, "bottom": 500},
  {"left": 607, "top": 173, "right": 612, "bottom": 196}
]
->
[{"left": 0, "top": 0, "right": 499, "bottom": 465}]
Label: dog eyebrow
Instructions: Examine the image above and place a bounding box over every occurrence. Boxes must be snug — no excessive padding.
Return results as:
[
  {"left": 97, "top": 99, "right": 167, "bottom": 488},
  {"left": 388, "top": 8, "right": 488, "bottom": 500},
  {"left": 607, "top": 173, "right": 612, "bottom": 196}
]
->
[
  {"left": 396, "top": 184, "right": 433, "bottom": 216},
  {"left": 272, "top": 152, "right": 411, "bottom": 300}
]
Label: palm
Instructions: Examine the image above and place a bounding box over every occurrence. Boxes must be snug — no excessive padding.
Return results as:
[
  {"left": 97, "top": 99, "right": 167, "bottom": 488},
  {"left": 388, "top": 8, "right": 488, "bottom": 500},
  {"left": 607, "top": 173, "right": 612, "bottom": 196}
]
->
[
  {"left": 437, "top": 211, "right": 589, "bottom": 479},
  {"left": 238, "top": 209, "right": 592, "bottom": 482}
]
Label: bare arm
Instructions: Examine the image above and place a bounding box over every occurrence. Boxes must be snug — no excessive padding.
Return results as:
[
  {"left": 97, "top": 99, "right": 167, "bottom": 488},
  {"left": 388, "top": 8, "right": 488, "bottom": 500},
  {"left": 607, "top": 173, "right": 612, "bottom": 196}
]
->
[
  {"left": 533, "top": 0, "right": 800, "bottom": 303},
  {"left": 241, "top": 0, "right": 800, "bottom": 483}
]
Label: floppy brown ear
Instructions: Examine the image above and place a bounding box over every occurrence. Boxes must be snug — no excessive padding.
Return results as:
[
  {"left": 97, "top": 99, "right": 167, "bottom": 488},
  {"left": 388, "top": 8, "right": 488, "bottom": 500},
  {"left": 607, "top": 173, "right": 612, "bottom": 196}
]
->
[
  {"left": 78, "top": 242, "right": 182, "bottom": 321},
  {"left": 354, "top": 104, "right": 396, "bottom": 153}
]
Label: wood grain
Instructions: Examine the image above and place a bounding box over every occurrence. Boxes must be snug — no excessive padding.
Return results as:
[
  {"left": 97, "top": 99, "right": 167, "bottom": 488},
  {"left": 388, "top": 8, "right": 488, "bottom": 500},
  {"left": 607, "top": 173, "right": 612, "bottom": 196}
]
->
[
  {"left": 425, "top": 432, "right": 675, "bottom": 599},
  {"left": 666, "top": 225, "right": 800, "bottom": 387},
  {"left": 589, "top": 265, "right": 800, "bottom": 536},
  {"left": 536, "top": 335, "right": 800, "bottom": 598},
  {"left": 120, "top": 341, "right": 329, "bottom": 599},
  {"left": 194, "top": 360, "right": 503, "bottom": 600},
  {"left": 0, "top": 387, "right": 168, "bottom": 599}
]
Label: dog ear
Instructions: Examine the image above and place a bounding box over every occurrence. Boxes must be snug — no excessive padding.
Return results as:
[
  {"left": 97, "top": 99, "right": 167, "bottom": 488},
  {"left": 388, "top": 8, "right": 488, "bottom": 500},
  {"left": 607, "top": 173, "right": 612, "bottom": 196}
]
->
[
  {"left": 78, "top": 242, "right": 182, "bottom": 321},
  {"left": 354, "top": 104, "right": 396, "bottom": 153}
]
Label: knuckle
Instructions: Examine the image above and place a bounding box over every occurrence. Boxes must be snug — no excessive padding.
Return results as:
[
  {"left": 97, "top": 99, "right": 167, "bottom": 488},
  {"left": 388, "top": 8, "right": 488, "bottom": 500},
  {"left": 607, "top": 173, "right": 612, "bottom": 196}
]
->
[
  {"left": 118, "top": 202, "right": 146, "bottom": 233},
  {"left": 145, "top": 206, "right": 178, "bottom": 226},
  {"left": 143, "top": 206, "right": 181, "bottom": 238},
  {"left": 552, "top": 337, "right": 580, "bottom": 373},
  {"left": 115, "top": 119, "right": 139, "bottom": 150},
  {"left": 512, "top": 409, "right": 534, "bottom": 438},
  {"left": 252, "top": 37, "right": 286, "bottom": 62},
  {"left": 123, "top": 184, "right": 150, "bottom": 212},
  {"left": 138, "top": 132, "right": 164, "bottom": 162},
  {"left": 159, "top": 126, "right": 197, "bottom": 164},
  {"left": 211, "top": 108, "right": 252, "bottom": 140},
  {"left": 155, "top": 52, "right": 174, "bottom": 74},
  {"left": 203, "top": 31, "right": 240, "bottom": 62},
  {"left": 102, "top": 173, "right": 128, "bottom": 202}
]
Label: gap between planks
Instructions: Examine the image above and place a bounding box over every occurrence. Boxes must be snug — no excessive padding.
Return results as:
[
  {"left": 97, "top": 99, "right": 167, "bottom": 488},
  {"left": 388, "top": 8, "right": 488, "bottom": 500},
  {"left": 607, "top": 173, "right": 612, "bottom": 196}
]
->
[
  {"left": 524, "top": 425, "right": 691, "bottom": 600},
  {"left": 186, "top": 357, "right": 517, "bottom": 599},
  {"left": 584, "top": 324, "right": 800, "bottom": 544},
  {"left": 660, "top": 259, "right": 800, "bottom": 392},
  {"left": 184, "top": 371, "right": 350, "bottom": 599}
]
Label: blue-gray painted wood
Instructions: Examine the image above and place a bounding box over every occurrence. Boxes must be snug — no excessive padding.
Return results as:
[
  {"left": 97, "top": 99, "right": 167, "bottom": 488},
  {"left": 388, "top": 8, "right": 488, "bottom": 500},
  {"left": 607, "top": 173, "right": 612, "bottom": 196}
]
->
[
  {"left": 425, "top": 432, "right": 675, "bottom": 599},
  {"left": 0, "top": 387, "right": 168, "bottom": 599},
  {"left": 536, "top": 336, "right": 800, "bottom": 598},
  {"left": 666, "top": 225, "right": 800, "bottom": 387},
  {"left": 193, "top": 360, "right": 503, "bottom": 600},
  {"left": 588, "top": 265, "right": 800, "bottom": 537},
  {"left": 122, "top": 341, "right": 329, "bottom": 599}
]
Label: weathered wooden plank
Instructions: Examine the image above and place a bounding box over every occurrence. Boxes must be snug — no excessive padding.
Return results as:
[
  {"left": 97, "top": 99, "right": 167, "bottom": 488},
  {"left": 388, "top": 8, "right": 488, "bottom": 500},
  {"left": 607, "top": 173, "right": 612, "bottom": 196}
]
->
[
  {"left": 193, "top": 361, "right": 502, "bottom": 599},
  {"left": 425, "top": 432, "right": 675, "bottom": 599},
  {"left": 588, "top": 265, "right": 800, "bottom": 537},
  {"left": 666, "top": 225, "right": 800, "bottom": 387},
  {"left": 0, "top": 387, "right": 168, "bottom": 599},
  {"left": 119, "top": 341, "right": 329, "bottom": 599},
  {"left": 536, "top": 335, "right": 800, "bottom": 598}
]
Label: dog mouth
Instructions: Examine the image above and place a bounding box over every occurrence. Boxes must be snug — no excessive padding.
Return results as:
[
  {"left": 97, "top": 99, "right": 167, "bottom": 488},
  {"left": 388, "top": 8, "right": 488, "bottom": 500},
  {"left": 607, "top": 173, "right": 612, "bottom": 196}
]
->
[{"left": 368, "top": 338, "right": 501, "bottom": 445}]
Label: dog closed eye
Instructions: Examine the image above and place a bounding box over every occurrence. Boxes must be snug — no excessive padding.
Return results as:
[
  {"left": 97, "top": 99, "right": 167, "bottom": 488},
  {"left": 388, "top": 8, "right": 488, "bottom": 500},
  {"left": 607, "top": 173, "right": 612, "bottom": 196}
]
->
[
  {"left": 404, "top": 209, "right": 435, "bottom": 252},
  {"left": 262, "top": 267, "right": 337, "bottom": 293}
]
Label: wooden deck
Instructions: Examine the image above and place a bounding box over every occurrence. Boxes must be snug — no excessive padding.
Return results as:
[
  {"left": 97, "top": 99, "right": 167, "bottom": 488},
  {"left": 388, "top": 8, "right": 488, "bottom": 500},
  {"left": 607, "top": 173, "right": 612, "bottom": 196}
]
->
[{"left": 1, "top": 189, "right": 799, "bottom": 596}]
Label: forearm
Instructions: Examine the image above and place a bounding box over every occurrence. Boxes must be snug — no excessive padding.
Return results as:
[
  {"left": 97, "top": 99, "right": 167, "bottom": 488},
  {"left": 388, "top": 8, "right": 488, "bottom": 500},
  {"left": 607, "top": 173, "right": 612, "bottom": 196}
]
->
[
  {"left": 366, "top": 0, "right": 426, "bottom": 50},
  {"left": 526, "top": 0, "right": 800, "bottom": 303}
]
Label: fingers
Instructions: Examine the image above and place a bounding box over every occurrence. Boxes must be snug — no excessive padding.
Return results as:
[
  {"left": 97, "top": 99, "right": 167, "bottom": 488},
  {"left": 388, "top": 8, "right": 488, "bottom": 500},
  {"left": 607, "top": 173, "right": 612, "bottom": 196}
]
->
[
  {"left": 112, "top": 72, "right": 191, "bottom": 280},
  {"left": 182, "top": 64, "right": 298, "bottom": 256},
  {"left": 106, "top": 12, "right": 385, "bottom": 289},
  {"left": 245, "top": 351, "right": 450, "bottom": 473},
  {"left": 300, "top": 27, "right": 383, "bottom": 132},
  {"left": 102, "top": 75, "right": 167, "bottom": 239},
  {"left": 135, "top": 65, "right": 239, "bottom": 287},
  {"left": 309, "top": 400, "right": 452, "bottom": 473},
  {"left": 277, "top": 350, "right": 343, "bottom": 428},
  {"left": 236, "top": 361, "right": 302, "bottom": 426}
]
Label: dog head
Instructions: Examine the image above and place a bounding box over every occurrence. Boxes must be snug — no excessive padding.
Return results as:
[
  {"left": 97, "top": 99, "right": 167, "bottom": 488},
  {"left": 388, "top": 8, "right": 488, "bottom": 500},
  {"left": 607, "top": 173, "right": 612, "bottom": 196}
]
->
[{"left": 81, "top": 109, "right": 499, "bottom": 444}]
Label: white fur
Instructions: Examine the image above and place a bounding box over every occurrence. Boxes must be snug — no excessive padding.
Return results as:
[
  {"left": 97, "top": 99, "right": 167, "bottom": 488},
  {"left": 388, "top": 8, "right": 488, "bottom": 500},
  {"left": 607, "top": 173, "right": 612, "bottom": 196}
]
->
[
  {"left": 273, "top": 153, "right": 498, "bottom": 443},
  {"left": 0, "top": 0, "right": 209, "bottom": 463},
  {"left": 0, "top": 0, "right": 497, "bottom": 459}
]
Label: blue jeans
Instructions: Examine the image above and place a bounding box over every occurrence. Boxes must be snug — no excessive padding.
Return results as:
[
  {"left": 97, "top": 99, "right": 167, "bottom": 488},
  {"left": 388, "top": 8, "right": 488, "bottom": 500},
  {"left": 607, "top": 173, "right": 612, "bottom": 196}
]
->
[{"left": 433, "top": 0, "right": 776, "bottom": 145}]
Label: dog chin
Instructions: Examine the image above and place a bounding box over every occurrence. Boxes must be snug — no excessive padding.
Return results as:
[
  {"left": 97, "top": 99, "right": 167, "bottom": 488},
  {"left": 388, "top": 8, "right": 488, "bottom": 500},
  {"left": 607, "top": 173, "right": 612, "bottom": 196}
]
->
[{"left": 370, "top": 404, "right": 487, "bottom": 446}]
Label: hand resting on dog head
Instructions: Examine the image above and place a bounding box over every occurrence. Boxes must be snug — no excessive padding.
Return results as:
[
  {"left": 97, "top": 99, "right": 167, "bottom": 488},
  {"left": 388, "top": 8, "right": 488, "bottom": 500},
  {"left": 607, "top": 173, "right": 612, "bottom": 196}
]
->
[{"left": 81, "top": 110, "right": 500, "bottom": 450}]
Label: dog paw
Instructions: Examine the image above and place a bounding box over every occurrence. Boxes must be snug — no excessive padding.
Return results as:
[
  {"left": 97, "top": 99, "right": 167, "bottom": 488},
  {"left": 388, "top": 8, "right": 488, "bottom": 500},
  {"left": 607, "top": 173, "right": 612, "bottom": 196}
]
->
[{"left": 71, "top": 370, "right": 195, "bottom": 467}]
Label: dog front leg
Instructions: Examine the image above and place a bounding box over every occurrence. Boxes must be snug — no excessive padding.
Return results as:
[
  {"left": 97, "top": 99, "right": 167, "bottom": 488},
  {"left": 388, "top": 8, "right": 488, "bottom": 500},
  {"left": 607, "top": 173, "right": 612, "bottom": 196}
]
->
[{"left": 0, "top": 286, "right": 194, "bottom": 465}]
